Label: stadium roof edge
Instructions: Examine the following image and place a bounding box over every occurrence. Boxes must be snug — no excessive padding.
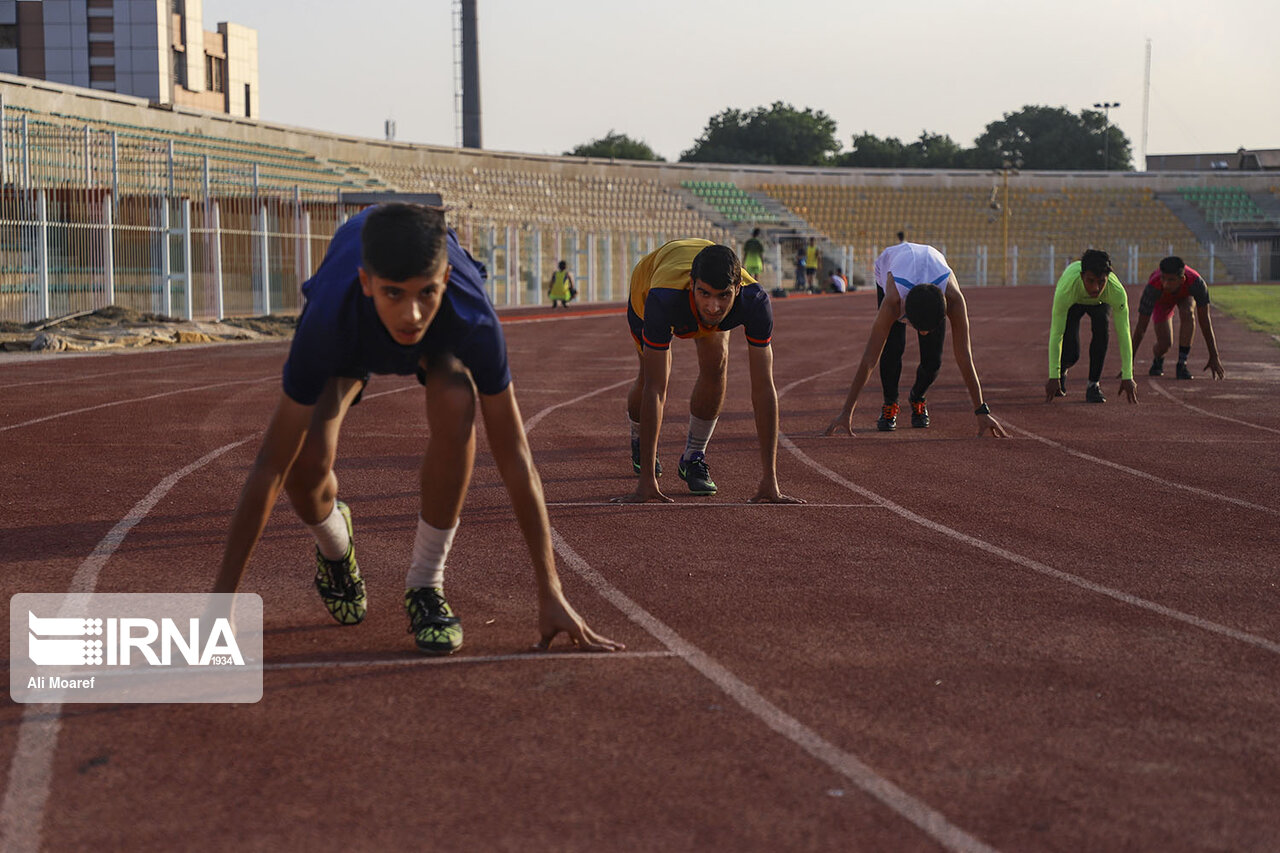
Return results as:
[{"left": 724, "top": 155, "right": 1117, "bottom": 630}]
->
[{"left": 339, "top": 192, "right": 444, "bottom": 207}]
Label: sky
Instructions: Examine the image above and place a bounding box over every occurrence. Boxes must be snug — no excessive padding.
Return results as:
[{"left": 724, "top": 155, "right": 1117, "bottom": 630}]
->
[{"left": 204, "top": 0, "right": 1280, "bottom": 167}]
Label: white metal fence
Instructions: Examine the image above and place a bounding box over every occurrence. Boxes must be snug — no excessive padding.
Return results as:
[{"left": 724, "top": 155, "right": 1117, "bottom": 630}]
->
[{"left": 0, "top": 191, "right": 704, "bottom": 324}]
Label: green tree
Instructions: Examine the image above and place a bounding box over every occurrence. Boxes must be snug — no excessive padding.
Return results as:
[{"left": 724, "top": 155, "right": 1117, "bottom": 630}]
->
[
  {"left": 971, "top": 105, "right": 1133, "bottom": 170},
  {"left": 840, "top": 132, "right": 910, "bottom": 167},
  {"left": 565, "top": 131, "right": 664, "bottom": 161},
  {"left": 680, "top": 102, "right": 841, "bottom": 165},
  {"left": 908, "top": 132, "right": 964, "bottom": 168},
  {"left": 840, "top": 131, "right": 964, "bottom": 168}
]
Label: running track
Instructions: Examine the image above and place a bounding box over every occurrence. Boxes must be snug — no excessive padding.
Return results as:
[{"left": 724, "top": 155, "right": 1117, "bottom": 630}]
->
[{"left": 2, "top": 286, "right": 1278, "bottom": 852}]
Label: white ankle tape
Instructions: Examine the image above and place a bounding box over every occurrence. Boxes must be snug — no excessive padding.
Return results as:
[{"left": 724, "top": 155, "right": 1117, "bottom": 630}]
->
[{"left": 308, "top": 503, "right": 350, "bottom": 561}]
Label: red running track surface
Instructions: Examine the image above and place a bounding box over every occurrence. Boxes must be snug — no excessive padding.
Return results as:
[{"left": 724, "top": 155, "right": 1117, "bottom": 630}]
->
[{"left": 1, "top": 285, "right": 1278, "bottom": 851}]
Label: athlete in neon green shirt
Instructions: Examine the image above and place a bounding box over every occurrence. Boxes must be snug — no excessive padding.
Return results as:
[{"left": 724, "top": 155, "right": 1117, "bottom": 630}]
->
[
  {"left": 1045, "top": 249, "right": 1138, "bottom": 404},
  {"left": 742, "top": 228, "right": 765, "bottom": 280}
]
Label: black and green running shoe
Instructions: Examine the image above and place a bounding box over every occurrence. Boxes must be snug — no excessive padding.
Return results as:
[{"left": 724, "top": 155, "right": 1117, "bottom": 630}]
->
[
  {"left": 630, "top": 437, "right": 662, "bottom": 478},
  {"left": 405, "top": 587, "right": 463, "bottom": 655},
  {"left": 313, "top": 501, "right": 367, "bottom": 625},
  {"left": 677, "top": 451, "right": 717, "bottom": 496}
]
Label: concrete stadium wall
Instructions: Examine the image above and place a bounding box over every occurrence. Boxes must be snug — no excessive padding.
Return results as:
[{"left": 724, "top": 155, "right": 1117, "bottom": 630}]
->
[{"left": 2, "top": 71, "right": 1276, "bottom": 196}]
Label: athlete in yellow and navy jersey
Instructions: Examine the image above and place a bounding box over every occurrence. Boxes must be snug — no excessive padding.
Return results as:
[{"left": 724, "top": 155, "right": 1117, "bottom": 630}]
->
[
  {"left": 615, "top": 239, "right": 802, "bottom": 506},
  {"left": 627, "top": 239, "right": 772, "bottom": 350}
]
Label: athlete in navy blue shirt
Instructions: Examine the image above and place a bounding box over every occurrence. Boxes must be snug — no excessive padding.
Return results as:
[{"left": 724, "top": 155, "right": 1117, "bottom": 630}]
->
[
  {"left": 213, "top": 203, "right": 622, "bottom": 656},
  {"left": 282, "top": 207, "right": 510, "bottom": 405}
]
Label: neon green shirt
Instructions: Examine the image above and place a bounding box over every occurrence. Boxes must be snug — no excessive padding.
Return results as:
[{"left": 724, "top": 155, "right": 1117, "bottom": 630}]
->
[
  {"left": 742, "top": 238, "right": 765, "bottom": 277},
  {"left": 1048, "top": 261, "right": 1134, "bottom": 379}
]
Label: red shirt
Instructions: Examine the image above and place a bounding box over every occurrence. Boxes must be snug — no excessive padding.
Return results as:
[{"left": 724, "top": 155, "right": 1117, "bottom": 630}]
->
[{"left": 1144, "top": 265, "right": 1204, "bottom": 311}]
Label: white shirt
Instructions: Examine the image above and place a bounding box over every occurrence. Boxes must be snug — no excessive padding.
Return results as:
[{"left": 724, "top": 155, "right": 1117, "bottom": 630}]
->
[{"left": 873, "top": 242, "right": 952, "bottom": 322}]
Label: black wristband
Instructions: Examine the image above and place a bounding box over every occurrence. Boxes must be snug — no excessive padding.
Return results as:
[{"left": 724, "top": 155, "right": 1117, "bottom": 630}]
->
[{"left": 974, "top": 403, "right": 991, "bottom": 416}]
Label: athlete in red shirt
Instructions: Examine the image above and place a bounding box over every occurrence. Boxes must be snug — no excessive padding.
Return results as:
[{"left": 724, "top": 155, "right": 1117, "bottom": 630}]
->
[{"left": 1131, "top": 256, "right": 1225, "bottom": 380}]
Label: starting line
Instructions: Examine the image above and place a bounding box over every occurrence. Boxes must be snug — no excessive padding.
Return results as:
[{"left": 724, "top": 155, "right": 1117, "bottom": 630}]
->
[
  {"left": 264, "top": 650, "right": 675, "bottom": 672},
  {"left": 547, "top": 501, "right": 884, "bottom": 508}
]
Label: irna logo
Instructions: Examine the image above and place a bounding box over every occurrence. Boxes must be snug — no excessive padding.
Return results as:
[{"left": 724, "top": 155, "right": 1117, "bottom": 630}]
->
[
  {"left": 11, "top": 592, "right": 263, "bottom": 704},
  {"left": 27, "top": 611, "right": 244, "bottom": 667}
]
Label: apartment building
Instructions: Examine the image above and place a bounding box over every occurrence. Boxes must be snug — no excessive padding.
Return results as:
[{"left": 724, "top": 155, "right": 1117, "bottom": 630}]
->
[{"left": 0, "top": 0, "right": 258, "bottom": 117}]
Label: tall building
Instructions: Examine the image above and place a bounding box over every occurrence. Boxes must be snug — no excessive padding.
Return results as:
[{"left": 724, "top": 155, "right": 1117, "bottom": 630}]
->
[{"left": 0, "top": 0, "right": 258, "bottom": 118}]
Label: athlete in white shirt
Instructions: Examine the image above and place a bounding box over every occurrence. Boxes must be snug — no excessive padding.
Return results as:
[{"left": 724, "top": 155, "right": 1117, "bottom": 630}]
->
[{"left": 824, "top": 242, "right": 1007, "bottom": 437}]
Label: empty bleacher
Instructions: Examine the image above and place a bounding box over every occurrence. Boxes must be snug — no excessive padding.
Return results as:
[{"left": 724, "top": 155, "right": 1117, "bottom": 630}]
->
[
  {"left": 1178, "top": 186, "right": 1271, "bottom": 226},
  {"left": 681, "top": 180, "right": 780, "bottom": 224},
  {"left": 759, "top": 182, "right": 1224, "bottom": 283},
  {"left": 1, "top": 102, "right": 388, "bottom": 198},
  {"left": 364, "top": 160, "right": 728, "bottom": 241}
]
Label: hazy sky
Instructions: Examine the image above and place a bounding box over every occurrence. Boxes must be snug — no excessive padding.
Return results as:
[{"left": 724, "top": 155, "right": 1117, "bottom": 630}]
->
[{"left": 205, "top": 0, "right": 1279, "bottom": 166}]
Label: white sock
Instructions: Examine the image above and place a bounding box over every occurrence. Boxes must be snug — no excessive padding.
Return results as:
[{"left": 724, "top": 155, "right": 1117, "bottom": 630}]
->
[
  {"left": 628, "top": 417, "right": 641, "bottom": 443},
  {"left": 307, "top": 503, "right": 350, "bottom": 561},
  {"left": 683, "top": 415, "right": 718, "bottom": 461},
  {"left": 405, "top": 516, "right": 459, "bottom": 590}
]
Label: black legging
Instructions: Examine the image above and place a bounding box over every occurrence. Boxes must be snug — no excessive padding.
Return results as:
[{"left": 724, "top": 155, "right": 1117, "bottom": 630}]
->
[
  {"left": 1061, "top": 303, "right": 1111, "bottom": 382},
  {"left": 877, "top": 286, "right": 945, "bottom": 403}
]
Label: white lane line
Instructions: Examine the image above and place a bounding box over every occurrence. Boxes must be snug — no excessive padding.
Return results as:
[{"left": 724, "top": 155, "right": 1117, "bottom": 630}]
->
[
  {"left": 265, "top": 650, "right": 675, "bottom": 672},
  {"left": 524, "top": 377, "right": 633, "bottom": 433},
  {"left": 502, "top": 310, "right": 624, "bottom": 326},
  {"left": 0, "top": 438, "right": 253, "bottom": 853},
  {"left": 1147, "top": 379, "right": 1280, "bottom": 436},
  {"left": 0, "top": 376, "right": 276, "bottom": 433},
  {"left": 362, "top": 383, "right": 419, "bottom": 401},
  {"left": 550, "top": 530, "right": 997, "bottom": 853},
  {"left": 0, "top": 364, "right": 175, "bottom": 391},
  {"left": 1000, "top": 420, "right": 1278, "bottom": 518},
  {"left": 778, "top": 434, "right": 1280, "bottom": 657},
  {"left": 547, "top": 501, "right": 884, "bottom": 509},
  {"left": 772, "top": 371, "right": 1280, "bottom": 656},
  {"left": 529, "top": 375, "right": 996, "bottom": 853}
]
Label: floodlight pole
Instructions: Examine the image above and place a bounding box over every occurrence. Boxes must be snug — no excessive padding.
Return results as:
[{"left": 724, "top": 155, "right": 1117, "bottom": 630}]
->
[
  {"left": 460, "top": 0, "right": 482, "bottom": 149},
  {"left": 999, "top": 154, "right": 1020, "bottom": 286},
  {"left": 1093, "top": 101, "right": 1120, "bottom": 169},
  {"left": 1002, "top": 166, "right": 1009, "bottom": 286}
]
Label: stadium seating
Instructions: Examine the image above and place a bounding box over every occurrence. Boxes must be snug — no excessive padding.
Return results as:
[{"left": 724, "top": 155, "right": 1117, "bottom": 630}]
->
[
  {"left": 364, "top": 161, "right": 728, "bottom": 241},
  {"left": 1178, "top": 186, "right": 1271, "bottom": 225},
  {"left": 1, "top": 102, "right": 387, "bottom": 197},
  {"left": 3, "top": 74, "right": 1272, "bottom": 327},
  {"left": 680, "top": 180, "right": 780, "bottom": 224},
  {"left": 758, "top": 183, "right": 1224, "bottom": 283}
]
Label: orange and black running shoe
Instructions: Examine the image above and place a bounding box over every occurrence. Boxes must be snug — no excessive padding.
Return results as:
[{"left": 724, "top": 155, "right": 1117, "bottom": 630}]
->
[{"left": 876, "top": 402, "right": 900, "bottom": 432}]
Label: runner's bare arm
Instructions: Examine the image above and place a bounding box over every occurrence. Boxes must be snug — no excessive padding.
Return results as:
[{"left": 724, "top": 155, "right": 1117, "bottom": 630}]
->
[
  {"left": 479, "top": 384, "right": 623, "bottom": 651},
  {"left": 1196, "top": 303, "right": 1225, "bottom": 379},
  {"left": 746, "top": 343, "right": 804, "bottom": 503},
  {"left": 613, "top": 346, "right": 674, "bottom": 503},
  {"left": 945, "top": 282, "right": 1008, "bottom": 438},
  {"left": 1130, "top": 311, "right": 1151, "bottom": 356},
  {"left": 824, "top": 291, "right": 899, "bottom": 435},
  {"left": 213, "top": 393, "right": 313, "bottom": 594}
]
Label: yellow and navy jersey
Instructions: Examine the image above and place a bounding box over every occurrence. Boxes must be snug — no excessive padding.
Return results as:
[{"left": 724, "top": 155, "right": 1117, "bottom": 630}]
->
[{"left": 627, "top": 239, "right": 770, "bottom": 350}]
